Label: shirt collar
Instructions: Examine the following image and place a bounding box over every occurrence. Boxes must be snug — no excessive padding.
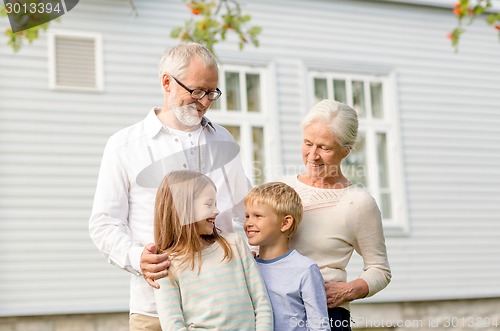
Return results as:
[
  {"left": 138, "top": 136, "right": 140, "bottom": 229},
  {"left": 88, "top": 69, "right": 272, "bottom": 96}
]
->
[
  {"left": 144, "top": 108, "right": 164, "bottom": 138},
  {"left": 201, "top": 116, "right": 216, "bottom": 131},
  {"left": 145, "top": 108, "right": 216, "bottom": 138}
]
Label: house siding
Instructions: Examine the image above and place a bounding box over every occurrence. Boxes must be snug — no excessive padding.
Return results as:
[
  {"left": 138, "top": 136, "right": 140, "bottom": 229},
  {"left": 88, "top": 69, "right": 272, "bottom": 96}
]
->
[{"left": 0, "top": 0, "right": 499, "bottom": 317}]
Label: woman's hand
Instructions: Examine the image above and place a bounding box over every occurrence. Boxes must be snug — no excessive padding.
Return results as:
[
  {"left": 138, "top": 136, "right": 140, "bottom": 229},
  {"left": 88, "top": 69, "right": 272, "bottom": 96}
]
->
[
  {"left": 324, "top": 279, "right": 369, "bottom": 308},
  {"left": 140, "top": 243, "right": 170, "bottom": 289}
]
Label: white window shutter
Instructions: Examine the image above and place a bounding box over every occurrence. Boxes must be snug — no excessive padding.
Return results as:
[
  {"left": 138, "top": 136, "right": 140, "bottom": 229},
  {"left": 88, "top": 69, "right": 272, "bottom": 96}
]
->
[{"left": 48, "top": 31, "right": 103, "bottom": 92}]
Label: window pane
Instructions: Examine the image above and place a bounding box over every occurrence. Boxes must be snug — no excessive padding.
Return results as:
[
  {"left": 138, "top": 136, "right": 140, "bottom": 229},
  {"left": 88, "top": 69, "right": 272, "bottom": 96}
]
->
[
  {"left": 210, "top": 97, "right": 220, "bottom": 110},
  {"left": 371, "top": 82, "right": 384, "bottom": 119},
  {"left": 252, "top": 127, "right": 265, "bottom": 185},
  {"left": 376, "top": 133, "right": 389, "bottom": 188},
  {"left": 246, "top": 73, "right": 261, "bottom": 113},
  {"left": 223, "top": 125, "right": 241, "bottom": 145},
  {"left": 381, "top": 193, "right": 392, "bottom": 219},
  {"left": 333, "top": 79, "right": 347, "bottom": 104},
  {"left": 342, "top": 132, "right": 366, "bottom": 187},
  {"left": 352, "top": 80, "right": 366, "bottom": 117},
  {"left": 225, "top": 72, "right": 241, "bottom": 111},
  {"left": 377, "top": 133, "right": 392, "bottom": 219},
  {"left": 314, "top": 78, "right": 328, "bottom": 103}
]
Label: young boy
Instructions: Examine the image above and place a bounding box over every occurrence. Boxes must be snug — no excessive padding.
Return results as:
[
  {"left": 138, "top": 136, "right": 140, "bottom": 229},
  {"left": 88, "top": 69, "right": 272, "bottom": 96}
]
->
[{"left": 244, "top": 182, "right": 330, "bottom": 331}]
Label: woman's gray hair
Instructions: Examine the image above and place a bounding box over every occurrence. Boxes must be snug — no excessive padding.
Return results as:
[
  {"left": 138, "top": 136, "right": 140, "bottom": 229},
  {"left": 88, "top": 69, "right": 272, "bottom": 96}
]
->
[
  {"left": 301, "top": 99, "right": 359, "bottom": 150},
  {"left": 159, "top": 42, "right": 218, "bottom": 79}
]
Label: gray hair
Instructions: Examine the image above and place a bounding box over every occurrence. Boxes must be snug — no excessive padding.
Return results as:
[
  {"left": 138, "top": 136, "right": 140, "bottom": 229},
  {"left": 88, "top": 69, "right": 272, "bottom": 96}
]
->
[
  {"left": 159, "top": 42, "right": 218, "bottom": 79},
  {"left": 301, "top": 99, "right": 358, "bottom": 150}
]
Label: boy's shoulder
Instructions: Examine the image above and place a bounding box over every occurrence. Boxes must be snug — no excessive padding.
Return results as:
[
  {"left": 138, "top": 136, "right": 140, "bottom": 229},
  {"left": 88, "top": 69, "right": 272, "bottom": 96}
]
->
[
  {"left": 257, "top": 249, "right": 317, "bottom": 268},
  {"left": 257, "top": 250, "right": 322, "bottom": 281},
  {"left": 288, "top": 249, "right": 318, "bottom": 268}
]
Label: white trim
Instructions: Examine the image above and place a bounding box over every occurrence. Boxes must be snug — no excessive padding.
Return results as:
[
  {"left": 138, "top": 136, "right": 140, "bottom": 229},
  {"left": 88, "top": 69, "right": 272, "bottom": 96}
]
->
[
  {"left": 265, "top": 62, "right": 283, "bottom": 182},
  {"left": 380, "top": 0, "right": 500, "bottom": 12},
  {"left": 384, "top": 70, "right": 410, "bottom": 236},
  {"left": 210, "top": 64, "right": 273, "bottom": 185},
  {"left": 47, "top": 30, "right": 104, "bottom": 93}
]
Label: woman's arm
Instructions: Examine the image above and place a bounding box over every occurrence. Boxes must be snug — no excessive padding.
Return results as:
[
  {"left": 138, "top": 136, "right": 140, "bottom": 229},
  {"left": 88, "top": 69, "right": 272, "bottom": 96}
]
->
[
  {"left": 325, "top": 191, "right": 391, "bottom": 308},
  {"left": 349, "top": 192, "right": 391, "bottom": 298},
  {"left": 324, "top": 278, "right": 369, "bottom": 308}
]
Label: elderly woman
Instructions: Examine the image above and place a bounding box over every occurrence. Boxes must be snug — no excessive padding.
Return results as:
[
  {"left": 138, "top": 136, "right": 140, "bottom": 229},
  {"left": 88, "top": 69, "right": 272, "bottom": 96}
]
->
[{"left": 280, "top": 99, "right": 391, "bottom": 331}]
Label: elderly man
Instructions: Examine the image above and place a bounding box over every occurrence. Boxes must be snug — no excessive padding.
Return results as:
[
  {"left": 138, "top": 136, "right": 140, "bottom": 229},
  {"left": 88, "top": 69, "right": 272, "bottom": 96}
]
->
[{"left": 89, "top": 42, "right": 250, "bottom": 331}]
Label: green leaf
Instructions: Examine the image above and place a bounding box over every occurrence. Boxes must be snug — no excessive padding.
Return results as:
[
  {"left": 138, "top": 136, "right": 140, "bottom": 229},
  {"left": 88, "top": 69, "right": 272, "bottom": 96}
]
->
[
  {"left": 240, "top": 14, "right": 251, "bottom": 23},
  {"left": 248, "top": 26, "right": 262, "bottom": 36},
  {"left": 171, "top": 27, "right": 183, "bottom": 38},
  {"left": 486, "top": 13, "right": 498, "bottom": 25},
  {"left": 472, "top": 6, "right": 483, "bottom": 15},
  {"left": 25, "top": 29, "right": 39, "bottom": 43}
]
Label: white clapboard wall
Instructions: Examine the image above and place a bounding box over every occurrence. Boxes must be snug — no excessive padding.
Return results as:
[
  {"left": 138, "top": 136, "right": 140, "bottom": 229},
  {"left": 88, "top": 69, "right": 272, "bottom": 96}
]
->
[{"left": 0, "top": 0, "right": 499, "bottom": 316}]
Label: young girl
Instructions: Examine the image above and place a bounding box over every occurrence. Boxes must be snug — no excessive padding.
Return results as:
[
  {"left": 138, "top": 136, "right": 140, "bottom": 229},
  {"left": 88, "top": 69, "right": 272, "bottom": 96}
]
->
[{"left": 154, "top": 170, "right": 273, "bottom": 331}]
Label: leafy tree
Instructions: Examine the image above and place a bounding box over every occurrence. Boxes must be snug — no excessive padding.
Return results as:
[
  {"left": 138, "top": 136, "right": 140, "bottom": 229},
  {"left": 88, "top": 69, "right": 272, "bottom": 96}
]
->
[
  {"left": 0, "top": 0, "right": 56, "bottom": 52},
  {"left": 0, "top": 0, "right": 261, "bottom": 54},
  {"left": 448, "top": 0, "right": 500, "bottom": 50},
  {"left": 171, "top": 0, "right": 261, "bottom": 56}
]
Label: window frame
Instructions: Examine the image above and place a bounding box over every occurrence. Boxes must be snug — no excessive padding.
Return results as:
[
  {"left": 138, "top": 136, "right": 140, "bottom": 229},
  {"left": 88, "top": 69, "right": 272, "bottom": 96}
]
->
[
  {"left": 208, "top": 63, "right": 280, "bottom": 186},
  {"left": 308, "top": 70, "right": 409, "bottom": 236}
]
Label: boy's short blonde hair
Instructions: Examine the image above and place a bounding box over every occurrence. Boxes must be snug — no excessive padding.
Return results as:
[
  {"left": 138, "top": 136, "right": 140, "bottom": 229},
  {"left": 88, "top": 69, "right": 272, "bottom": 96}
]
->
[{"left": 244, "top": 182, "right": 303, "bottom": 239}]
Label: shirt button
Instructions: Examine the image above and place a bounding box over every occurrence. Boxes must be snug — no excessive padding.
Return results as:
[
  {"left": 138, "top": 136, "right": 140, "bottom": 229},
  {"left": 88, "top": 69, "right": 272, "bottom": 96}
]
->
[
  {"left": 175, "top": 138, "right": 179, "bottom": 142},
  {"left": 188, "top": 133, "right": 192, "bottom": 137},
  {"left": 183, "top": 164, "right": 187, "bottom": 168}
]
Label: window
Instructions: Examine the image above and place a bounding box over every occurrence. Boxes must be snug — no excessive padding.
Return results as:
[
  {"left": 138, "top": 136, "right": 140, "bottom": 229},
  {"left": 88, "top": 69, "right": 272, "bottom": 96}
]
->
[
  {"left": 310, "top": 72, "right": 408, "bottom": 235},
  {"left": 48, "top": 31, "right": 104, "bottom": 92},
  {"left": 209, "top": 65, "right": 274, "bottom": 185}
]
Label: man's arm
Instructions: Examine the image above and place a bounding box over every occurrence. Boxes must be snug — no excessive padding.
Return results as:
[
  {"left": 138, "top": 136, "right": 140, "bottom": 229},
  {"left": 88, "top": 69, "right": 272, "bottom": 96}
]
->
[
  {"left": 89, "top": 136, "right": 170, "bottom": 286},
  {"left": 89, "top": 136, "right": 142, "bottom": 274}
]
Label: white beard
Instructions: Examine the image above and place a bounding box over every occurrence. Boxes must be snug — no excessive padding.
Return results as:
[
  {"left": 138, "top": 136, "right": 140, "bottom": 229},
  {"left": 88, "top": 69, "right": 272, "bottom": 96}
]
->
[{"left": 172, "top": 103, "right": 202, "bottom": 127}]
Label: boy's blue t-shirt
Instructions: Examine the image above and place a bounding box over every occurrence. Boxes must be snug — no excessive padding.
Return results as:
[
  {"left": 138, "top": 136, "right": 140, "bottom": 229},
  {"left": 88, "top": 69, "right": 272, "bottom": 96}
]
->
[{"left": 256, "top": 249, "right": 331, "bottom": 331}]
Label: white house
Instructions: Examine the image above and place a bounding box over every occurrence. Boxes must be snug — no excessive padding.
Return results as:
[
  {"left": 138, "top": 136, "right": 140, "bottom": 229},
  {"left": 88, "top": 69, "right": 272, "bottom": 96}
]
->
[{"left": 1, "top": 0, "right": 500, "bottom": 329}]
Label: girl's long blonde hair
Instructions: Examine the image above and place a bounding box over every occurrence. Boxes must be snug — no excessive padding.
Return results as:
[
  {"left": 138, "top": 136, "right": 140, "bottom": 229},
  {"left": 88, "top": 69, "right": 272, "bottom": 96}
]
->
[{"left": 154, "top": 170, "right": 232, "bottom": 274}]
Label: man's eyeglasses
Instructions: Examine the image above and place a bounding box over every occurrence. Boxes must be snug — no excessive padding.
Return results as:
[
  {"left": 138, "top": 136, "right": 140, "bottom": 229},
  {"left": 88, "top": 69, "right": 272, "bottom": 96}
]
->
[{"left": 172, "top": 76, "right": 222, "bottom": 101}]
